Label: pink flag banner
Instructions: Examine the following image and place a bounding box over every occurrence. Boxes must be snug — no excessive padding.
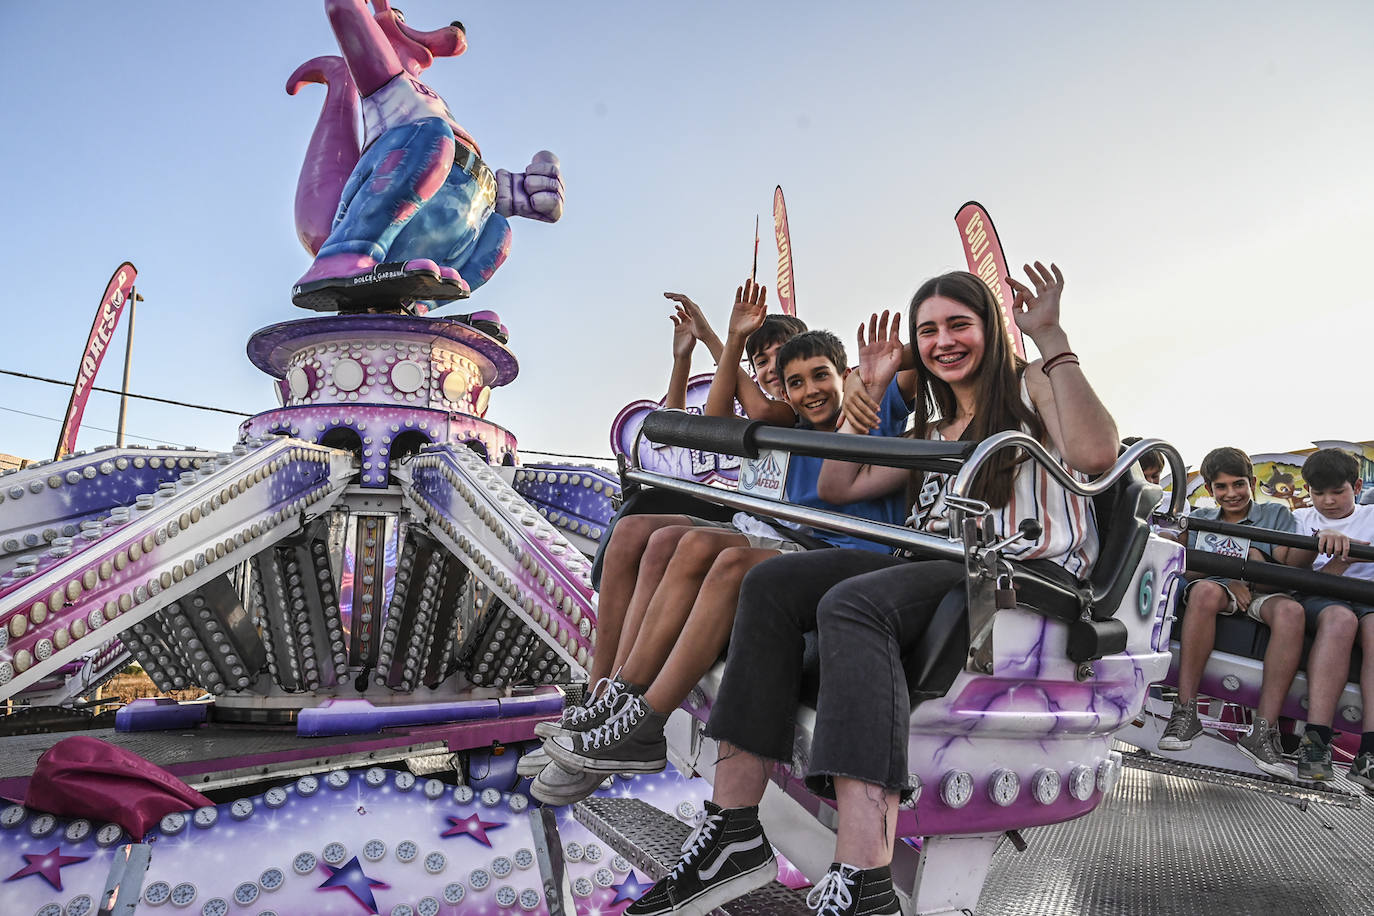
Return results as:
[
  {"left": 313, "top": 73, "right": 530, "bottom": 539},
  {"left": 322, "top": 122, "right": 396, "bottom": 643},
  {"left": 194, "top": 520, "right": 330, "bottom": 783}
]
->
[
  {"left": 772, "top": 186, "right": 797, "bottom": 316},
  {"left": 54, "top": 261, "right": 138, "bottom": 458},
  {"left": 954, "top": 202, "right": 1024, "bottom": 358}
]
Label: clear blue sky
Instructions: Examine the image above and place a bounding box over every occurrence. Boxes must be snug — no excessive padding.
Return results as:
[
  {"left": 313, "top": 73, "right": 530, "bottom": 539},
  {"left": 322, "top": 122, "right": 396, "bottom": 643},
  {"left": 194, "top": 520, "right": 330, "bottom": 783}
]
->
[{"left": 2, "top": 2, "right": 1372, "bottom": 467}]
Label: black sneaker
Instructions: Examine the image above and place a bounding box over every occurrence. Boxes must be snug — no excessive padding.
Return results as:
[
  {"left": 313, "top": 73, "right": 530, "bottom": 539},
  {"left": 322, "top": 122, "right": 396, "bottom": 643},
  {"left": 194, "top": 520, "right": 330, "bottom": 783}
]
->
[
  {"left": 624, "top": 801, "right": 777, "bottom": 916},
  {"left": 535, "top": 676, "right": 638, "bottom": 740},
  {"left": 805, "top": 863, "right": 901, "bottom": 915},
  {"left": 545, "top": 695, "right": 668, "bottom": 774}
]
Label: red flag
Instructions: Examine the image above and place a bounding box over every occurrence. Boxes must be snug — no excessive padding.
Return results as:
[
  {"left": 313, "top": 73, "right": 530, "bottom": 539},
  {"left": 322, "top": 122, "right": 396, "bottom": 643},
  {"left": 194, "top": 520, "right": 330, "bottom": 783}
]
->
[
  {"left": 55, "top": 262, "right": 138, "bottom": 458},
  {"left": 772, "top": 186, "right": 797, "bottom": 317},
  {"left": 954, "top": 202, "right": 1023, "bottom": 358}
]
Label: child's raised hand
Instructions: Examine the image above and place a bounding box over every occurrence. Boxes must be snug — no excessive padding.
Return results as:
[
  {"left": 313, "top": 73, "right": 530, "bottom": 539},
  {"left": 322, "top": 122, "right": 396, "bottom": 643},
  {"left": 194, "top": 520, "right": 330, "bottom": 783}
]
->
[
  {"left": 842, "top": 371, "right": 882, "bottom": 433},
  {"left": 1006, "top": 261, "right": 1064, "bottom": 342},
  {"left": 727, "top": 279, "right": 768, "bottom": 339},
  {"left": 857, "top": 310, "right": 903, "bottom": 394},
  {"left": 669, "top": 307, "right": 696, "bottom": 360},
  {"left": 664, "top": 292, "right": 713, "bottom": 342}
]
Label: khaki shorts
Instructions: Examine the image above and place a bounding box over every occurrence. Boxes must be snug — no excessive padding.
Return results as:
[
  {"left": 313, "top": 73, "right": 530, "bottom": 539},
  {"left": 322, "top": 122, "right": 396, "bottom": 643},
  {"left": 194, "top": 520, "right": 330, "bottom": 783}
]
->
[
  {"left": 1184, "top": 577, "right": 1291, "bottom": 623},
  {"left": 689, "top": 515, "right": 806, "bottom": 553}
]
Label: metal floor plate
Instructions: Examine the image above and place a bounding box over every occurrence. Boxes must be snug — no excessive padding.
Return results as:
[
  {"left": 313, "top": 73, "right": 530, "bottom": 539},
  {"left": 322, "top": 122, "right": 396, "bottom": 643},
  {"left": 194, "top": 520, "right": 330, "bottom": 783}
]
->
[{"left": 978, "top": 748, "right": 1372, "bottom": 915}]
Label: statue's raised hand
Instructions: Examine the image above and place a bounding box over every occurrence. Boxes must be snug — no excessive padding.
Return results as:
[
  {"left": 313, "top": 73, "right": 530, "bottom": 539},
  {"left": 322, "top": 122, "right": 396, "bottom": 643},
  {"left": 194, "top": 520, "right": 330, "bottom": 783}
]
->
[{"left": 496, "top": 151, "right": 565, "bottom": 223}]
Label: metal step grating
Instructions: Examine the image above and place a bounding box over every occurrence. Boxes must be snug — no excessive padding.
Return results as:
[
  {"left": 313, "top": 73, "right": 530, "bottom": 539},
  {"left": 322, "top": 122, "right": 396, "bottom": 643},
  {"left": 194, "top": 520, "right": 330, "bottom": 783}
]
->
[
  {"left": 1119, "top": 746, "right": 1364, "bottom": 808},
  {"left": 574, "top": 796, "right": 813, "bottom": 915}
]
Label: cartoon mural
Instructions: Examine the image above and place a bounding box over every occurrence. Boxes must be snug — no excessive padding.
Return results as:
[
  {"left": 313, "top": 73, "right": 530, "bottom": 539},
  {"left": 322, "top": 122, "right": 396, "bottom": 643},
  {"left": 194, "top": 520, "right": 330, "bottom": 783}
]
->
[{"left": 1180, "top": 439, "right": 1374, "bottom": 510}]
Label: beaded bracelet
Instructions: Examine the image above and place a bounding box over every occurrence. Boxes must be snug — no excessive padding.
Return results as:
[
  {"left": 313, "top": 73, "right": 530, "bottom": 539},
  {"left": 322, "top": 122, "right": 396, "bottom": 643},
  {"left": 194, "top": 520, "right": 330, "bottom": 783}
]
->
[{"left": 1041, "top": 351, "right": 1079, "bottom": 374}]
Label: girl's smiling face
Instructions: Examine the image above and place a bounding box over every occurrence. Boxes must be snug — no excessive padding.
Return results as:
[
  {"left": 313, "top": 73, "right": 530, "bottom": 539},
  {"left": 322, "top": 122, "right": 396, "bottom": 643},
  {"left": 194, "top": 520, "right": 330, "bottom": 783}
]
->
[{"left": 913, "top": 294, "right": 985, "bottom": 386}]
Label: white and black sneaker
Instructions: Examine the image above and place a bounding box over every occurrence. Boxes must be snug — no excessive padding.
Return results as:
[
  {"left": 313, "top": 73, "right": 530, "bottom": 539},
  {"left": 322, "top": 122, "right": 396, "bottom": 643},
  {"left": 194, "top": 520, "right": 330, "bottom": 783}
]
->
[
  {"left": 529, "top": 760, "right": 608, "bottom": 806},
  {"left": 805, "top": 863, "right": 901, "bottom": 916},
  {"left": 516, "top": 744, "right": 551, "bottom": 778},
  {"left": 625, "top": 801, "right": 777, "bottom": 916},
  {"left": 535, "top": 676, "right": 639, "bottom": 740},
  {"left": 545, "top": 695, "right": 668, "bottom": 775}
]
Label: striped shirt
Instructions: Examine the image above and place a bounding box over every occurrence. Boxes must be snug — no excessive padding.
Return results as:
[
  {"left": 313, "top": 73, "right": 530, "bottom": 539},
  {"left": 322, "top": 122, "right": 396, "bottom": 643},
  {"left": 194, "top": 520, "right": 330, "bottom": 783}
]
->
[{"left": 909, "top": 385, "right": 1099, "bottom": 580}]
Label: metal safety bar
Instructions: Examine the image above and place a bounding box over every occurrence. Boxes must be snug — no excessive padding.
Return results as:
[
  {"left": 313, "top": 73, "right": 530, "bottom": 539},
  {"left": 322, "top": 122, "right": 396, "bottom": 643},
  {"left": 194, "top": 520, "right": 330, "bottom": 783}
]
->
[
  {"left": 620, "top": 468, "right": 965, "bottom": 562},
  {"left": 951, "top": 431, "right": 1185, "bottom": 515},
  {"left": 1183, "top": 516, "right": 1374, "bottom": 563}
]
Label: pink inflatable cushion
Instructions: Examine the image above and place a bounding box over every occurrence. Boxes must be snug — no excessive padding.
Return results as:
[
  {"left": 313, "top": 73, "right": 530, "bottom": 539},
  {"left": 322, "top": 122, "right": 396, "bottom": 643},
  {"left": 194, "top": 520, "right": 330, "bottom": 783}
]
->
[{"left": 24, "top": 736, "right": 212, "bottom": 838}]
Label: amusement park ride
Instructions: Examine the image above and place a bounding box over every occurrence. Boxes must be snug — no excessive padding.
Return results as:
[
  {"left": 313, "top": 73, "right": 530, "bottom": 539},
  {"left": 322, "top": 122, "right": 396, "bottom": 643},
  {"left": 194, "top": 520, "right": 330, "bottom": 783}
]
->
[{"left": 0, "top": 3, "right": 1368, "bottom": 916}]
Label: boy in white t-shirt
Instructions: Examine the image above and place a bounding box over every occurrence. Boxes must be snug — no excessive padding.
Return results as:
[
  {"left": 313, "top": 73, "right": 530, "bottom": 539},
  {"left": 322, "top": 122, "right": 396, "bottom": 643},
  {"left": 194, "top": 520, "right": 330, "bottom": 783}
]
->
[{"left": 1293, "top": 448, "right": 1374, "bottom": 787}]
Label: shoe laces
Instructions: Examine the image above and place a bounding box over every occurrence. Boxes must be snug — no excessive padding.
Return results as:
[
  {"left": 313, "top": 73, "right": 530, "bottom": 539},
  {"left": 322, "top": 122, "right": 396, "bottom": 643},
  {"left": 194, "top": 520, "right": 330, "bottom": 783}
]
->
[
  {"left": 669, "top": 812, "right": 723, "bottom": 880},
  {"left": 566, "top": 678, "right": 621, "bottom": 724},
  {"left": 1163, "top": 704, "right": 1196, "bottom": 737},
  {"left": 1247, "top": 719, "right": 1281, "bottom": 762},
  {"left": 1300, "top": 734, "right": 1327, "bottom": 762},
  {"left": 806, "top": 868, "right": 855, "bottom": 915},
  {"left": 580, "top": 695, "right": 645, "bottom": 749}
]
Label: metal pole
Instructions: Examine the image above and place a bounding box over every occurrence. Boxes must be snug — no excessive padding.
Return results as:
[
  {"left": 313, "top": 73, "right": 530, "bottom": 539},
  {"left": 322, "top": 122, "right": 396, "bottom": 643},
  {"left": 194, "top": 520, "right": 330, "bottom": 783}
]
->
[{"left": 115, "top": 289, "right": 142, "bottom": 447}]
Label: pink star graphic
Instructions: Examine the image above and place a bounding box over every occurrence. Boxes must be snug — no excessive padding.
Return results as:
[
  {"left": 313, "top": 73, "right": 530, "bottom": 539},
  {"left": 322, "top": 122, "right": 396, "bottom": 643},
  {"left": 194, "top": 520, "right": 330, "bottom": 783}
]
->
[
  {"left": 6, "top": 846, "right": 89, "bottom": 891},
  {"left": 440, "top": 812, "right": 505, "bottom": 846}
]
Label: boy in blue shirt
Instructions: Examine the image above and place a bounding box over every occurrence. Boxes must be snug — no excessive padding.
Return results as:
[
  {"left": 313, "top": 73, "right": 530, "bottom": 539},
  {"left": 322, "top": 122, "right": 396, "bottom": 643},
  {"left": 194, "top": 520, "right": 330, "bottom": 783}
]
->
[{"left": 530, "top": 317, "right": 911, "bottom": 803}]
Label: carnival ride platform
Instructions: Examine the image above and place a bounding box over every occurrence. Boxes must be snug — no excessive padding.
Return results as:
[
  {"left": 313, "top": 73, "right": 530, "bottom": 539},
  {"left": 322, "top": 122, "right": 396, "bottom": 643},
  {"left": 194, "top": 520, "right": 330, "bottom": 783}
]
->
[
  {"left": 0, "top": 721, "right": 1368, "bottom": 914},
  {"left": 975, "top": 741, "right": 1372, "bottom": 916},
  {"left": 0, "top": 712, "right": 551, "bottom": 801}
]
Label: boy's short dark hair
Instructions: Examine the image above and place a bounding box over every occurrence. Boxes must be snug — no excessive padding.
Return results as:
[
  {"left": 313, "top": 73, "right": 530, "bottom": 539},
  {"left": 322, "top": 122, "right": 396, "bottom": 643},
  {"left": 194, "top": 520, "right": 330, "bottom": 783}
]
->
[
  {"left": 1200, "top": 446, "right": 1252, "bottom": 484},
  {"left": 745, "top": 315, "right": 807, "bottom": 365},
  {"left": 776, "top": 330, "right": 847, "bottom": 379},
  {"left": 1302, "top": 448, "right": 1359, "bottom": 492},
  {"left": 1122, "top": 436, "right": 1164, "bottom": 474}
]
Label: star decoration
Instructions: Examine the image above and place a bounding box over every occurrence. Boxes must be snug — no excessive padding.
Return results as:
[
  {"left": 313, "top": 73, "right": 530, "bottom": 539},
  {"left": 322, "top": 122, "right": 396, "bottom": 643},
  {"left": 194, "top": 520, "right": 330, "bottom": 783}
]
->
[
  {"left": 441, "top": 812, "right": 505, "bottom": 846},
  {"left": 318, "top": 856, "right": 390, "bottom": 914},
  {"left": 6, "top": 846, "right": 89, "bottom": 891},
  {"left": 609, "top": 870, "right": 654, "bottom": 906}
]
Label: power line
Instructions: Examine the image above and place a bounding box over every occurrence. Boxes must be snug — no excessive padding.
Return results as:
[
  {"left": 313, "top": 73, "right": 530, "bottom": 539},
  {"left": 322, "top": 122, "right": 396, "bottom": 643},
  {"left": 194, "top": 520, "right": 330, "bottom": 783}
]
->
[
  {"left": 1, "top": 367, "right": 617, "bottom": 461},
  {"left": 520, "top": 449, "right": 616, "bottom": 463},
  {"left": 0, "top": 404, "right": 192, "bottom": 448},
  {"left": 0, "top": 368, "right": 252, "bottom": 417}
]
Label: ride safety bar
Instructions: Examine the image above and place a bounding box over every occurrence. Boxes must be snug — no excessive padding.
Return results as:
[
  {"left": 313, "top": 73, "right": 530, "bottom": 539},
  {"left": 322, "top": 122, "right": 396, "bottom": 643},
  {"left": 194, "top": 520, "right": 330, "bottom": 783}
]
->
[
  {"left": 620, "top": 467, "right": 966, "bottom": 562},
  {"left": 639, "top": 410, "right": 972, "bottom": 472},
  {"left": 1185, "top": 551, "right": 1374, "bottom": 607},
  {"left": 1182, "top": 516, "right": 1374, "bottom": 564},
  {"left": 951, "top": 431, "right": 1185, "bottom": 516}
]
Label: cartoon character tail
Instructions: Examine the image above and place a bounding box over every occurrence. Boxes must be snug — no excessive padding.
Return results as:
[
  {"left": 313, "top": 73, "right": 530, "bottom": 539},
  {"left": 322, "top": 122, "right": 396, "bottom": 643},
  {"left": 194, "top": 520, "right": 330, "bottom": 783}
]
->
[{"left": 288, "top": 55, "right": 362, "bottom": 255}]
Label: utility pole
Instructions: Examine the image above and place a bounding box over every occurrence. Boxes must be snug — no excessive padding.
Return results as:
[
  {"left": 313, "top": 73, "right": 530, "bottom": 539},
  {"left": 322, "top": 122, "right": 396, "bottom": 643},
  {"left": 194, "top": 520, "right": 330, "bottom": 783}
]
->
[{"left": 116, "top": 289, "right": 142, "bottom": 447}]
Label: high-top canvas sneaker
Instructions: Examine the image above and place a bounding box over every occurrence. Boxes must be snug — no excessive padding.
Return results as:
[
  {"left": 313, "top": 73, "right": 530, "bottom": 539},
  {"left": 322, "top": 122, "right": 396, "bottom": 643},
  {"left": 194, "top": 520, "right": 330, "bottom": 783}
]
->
[
  {"left": 534, "top": 676, "right": 638, "bottom": 740},
  {"left": 805, "top": 863, "right": 901, "bottom": 916},
  {"left": 528, "top": 760, "right": 608, "bottom": 807},
  {"left": 624, "top": 801, "right": 777, "bottom": 916},
  {"left": 544, "top": 695, "right": 668, "bottom": 775}
]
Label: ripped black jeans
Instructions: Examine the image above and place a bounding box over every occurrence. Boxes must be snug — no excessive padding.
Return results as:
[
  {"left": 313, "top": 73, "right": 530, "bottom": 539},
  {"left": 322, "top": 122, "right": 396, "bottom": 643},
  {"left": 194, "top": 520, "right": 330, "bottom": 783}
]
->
[{"left": 705, "top": 548, "right": 1074, "bottom": 797}]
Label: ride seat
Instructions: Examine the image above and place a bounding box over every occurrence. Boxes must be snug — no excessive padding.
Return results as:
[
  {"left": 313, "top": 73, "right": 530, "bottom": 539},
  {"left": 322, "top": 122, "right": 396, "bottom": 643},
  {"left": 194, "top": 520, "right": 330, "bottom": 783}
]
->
[{"left": 1172, "top": 593, "right": 1364, "bottom": 684}]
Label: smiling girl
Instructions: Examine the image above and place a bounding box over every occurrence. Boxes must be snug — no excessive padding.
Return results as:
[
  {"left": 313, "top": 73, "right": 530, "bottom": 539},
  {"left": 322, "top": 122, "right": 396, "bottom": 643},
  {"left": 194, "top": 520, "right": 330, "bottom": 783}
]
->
[{"left": 626, "top": 263, "right": 1121, "bottom": 916}]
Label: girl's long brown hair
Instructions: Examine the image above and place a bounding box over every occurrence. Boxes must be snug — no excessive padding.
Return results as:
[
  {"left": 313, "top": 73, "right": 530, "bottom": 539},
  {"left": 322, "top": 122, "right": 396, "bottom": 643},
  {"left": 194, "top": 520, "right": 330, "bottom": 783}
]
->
[{"left": 906, "top": 271, "right": 1044, "bottom": 509}]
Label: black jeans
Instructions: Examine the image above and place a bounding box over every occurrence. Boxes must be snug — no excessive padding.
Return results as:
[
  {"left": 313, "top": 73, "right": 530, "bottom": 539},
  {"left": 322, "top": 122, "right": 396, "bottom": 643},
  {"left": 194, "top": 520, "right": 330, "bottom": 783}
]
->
[{"left": 705, "top": 548, "right": 968, "bottom": 796}]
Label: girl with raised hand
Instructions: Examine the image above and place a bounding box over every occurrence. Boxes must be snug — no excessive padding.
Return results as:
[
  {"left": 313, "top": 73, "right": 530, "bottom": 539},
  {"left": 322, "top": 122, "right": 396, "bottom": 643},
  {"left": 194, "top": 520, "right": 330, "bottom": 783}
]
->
[{"left": 625, "top": 264, "right": 1119, "bottom": 916}]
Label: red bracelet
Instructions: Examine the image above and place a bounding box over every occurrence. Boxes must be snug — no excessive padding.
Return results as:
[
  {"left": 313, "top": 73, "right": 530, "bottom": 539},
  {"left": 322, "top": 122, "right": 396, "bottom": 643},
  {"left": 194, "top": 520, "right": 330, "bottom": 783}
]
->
[{"left": 1041, "top": 351, "right": 1079, "bottom": 374}]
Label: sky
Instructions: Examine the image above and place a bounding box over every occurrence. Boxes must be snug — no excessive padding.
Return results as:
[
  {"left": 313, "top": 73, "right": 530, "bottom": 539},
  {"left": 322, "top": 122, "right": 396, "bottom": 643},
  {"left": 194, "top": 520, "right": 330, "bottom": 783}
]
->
[{"left": 1, "top": 1, "right": 1372, "bottom": 471}]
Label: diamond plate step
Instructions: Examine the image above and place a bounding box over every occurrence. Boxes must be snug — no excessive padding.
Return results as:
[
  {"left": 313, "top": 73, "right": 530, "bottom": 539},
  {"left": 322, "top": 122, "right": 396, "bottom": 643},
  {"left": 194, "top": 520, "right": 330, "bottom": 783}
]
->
[
  {"left": 574, "top": 796, "right": 812, "bottom": 915},
  {"left": 1120, "top": 747, "right": 1363, "bottom": 808}
]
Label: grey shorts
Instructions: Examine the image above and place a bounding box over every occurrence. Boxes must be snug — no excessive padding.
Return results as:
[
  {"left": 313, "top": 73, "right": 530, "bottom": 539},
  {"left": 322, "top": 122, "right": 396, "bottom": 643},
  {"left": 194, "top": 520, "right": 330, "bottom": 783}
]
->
[
  {"left": 1183, "top": 577, "right": 1292, "bottom": 624},
  {"left": 689, "top": 515, "right": 805, "bottom": 553}
]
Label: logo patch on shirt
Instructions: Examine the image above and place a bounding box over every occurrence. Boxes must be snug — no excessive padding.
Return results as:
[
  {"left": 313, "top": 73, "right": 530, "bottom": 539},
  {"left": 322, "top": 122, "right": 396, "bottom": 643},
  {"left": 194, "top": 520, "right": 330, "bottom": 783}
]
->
[
  {"left": 1199, "top": 532, "right": 1251, "bottom": 559},
  {"left": 739, "top": 448, "right": 789, "bottom": 501}
]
